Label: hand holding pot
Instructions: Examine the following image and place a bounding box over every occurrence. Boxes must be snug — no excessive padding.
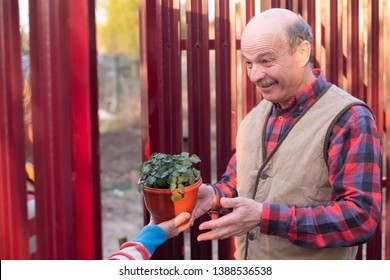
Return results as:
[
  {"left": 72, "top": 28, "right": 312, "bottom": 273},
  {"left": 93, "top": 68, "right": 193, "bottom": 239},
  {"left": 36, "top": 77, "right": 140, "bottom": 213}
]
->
[{"left": 190, "top": 183, "right": 217, "bottom": 226}]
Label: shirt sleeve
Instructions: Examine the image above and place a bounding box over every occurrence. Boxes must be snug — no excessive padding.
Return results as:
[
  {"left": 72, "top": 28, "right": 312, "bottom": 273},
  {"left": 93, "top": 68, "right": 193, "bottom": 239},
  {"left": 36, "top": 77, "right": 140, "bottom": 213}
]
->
[
  {"left": 107, "top": 241, "right": 151, "bottom": 260},
  {"left": 260, "top": 105, "right": 382, "bottom": 248},
  {"left": 108, "top": 225, "right": 167, "bottom": 260},
  {"left": 210, "top": 153, "right": 238, "bottom": 216}
]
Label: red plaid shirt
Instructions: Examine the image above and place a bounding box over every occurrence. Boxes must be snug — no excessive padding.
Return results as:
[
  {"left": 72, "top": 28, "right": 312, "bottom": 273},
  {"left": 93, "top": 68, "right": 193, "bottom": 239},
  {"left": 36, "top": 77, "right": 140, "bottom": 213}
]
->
[{"left": 211, "top": 69, "right": 382, "bottom": 248}]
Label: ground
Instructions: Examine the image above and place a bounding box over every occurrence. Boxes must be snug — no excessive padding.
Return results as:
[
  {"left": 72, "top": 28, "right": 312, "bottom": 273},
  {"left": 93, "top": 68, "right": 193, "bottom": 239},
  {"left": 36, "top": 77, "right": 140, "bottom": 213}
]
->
[{"left": 100, "top": 115, "right": 144, "bottom": 259}]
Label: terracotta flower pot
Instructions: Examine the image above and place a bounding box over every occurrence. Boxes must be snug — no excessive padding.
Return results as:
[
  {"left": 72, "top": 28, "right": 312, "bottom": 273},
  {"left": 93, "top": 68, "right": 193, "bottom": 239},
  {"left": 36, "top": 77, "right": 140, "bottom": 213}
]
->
[{"left": 143, "top": 177, "right": 202, "bottom": 224}]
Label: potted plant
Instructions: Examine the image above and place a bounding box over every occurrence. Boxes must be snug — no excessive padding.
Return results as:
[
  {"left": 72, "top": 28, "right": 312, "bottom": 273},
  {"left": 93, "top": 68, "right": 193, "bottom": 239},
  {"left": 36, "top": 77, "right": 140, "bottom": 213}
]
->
[{"left": 138, "top": 152, "right": 202, "bottom": 224}]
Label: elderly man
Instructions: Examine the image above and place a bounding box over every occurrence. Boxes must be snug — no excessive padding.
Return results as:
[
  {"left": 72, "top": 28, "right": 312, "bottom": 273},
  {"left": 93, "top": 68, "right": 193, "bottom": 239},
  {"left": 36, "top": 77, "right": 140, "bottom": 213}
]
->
[{"left": 191, "top": 8, "right": 381, "bottom": 260}]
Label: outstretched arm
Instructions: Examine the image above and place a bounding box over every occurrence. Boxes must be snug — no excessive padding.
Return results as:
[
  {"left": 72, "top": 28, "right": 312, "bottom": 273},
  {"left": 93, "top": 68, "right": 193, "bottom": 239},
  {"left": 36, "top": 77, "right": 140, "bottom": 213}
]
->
[{"left": 108, "top": 212, "right": 191, "bottom": 260}]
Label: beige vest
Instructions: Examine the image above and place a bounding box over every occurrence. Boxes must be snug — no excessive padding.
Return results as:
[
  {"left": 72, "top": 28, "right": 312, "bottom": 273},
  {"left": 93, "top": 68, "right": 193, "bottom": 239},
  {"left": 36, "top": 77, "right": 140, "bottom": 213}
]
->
[{"left": 235, "top": 84, "right": 367, "bottom": 259}]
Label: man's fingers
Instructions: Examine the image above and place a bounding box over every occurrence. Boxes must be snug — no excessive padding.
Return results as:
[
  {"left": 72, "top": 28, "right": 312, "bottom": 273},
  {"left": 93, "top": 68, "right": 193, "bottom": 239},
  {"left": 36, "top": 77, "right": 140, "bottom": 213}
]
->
[
  {"left": 197, "top": 230, "right": 219, "bottom": 241},
  {"left": 198, "top": 213, "right": 235, "bottom": 231},
  {"left": 220, "top": 197, "right": 240, "bottom": 208},
  {"left": 197, "top": 226, "right": 235, "bottom": 241}
]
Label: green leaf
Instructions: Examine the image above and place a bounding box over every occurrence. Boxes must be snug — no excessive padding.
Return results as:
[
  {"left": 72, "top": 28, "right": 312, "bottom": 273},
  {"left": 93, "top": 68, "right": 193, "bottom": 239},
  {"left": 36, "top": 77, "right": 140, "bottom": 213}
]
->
[
  {"left": 193, "top": 169, "right": 200, "bottom": 180},
  {"left": 180, "top": 152, "right": 189, "bottom": 158},
  {"left": 178, "top": 166, "right": 188, "bottom": 173},
  {"left": 189, "top": 154, "right": 201, "bottom": 163},
  {"left": 145, "top": 176, "right": 156, "bottom": 187},
  {"left": 170, "top": 183, "right": 177, "bottom": 192},
  {"left": 137, "top": 182, "right": 144, "bottom": 192},
  {"left": 160, "top": 170, "right": 170, "bottom": 178},
  {"left": 171, "top": 193, "right": 182, "bottom": 202},
  {"left": 177, "top": 184, "right": 184, "bottom": 194}
]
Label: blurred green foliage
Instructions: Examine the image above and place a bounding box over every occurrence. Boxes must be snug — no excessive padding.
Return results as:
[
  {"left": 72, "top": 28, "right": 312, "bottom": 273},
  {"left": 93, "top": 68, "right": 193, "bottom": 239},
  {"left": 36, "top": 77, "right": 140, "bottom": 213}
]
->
[{"left": 97, "top": 0, "right": 139, "bottom": 56}]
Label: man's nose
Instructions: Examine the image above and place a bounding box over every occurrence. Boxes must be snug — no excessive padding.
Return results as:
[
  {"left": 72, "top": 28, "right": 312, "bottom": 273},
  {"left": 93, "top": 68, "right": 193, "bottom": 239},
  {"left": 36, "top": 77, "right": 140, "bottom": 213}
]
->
[{"left": 248, "top": 64, "right": 266, "bottom": 84}]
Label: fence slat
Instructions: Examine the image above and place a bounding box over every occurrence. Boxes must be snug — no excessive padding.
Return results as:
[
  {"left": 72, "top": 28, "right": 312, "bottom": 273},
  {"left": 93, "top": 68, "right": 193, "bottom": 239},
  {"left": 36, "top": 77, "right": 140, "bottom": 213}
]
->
[
  {"left": 68, "top": 0, "right": 102, "bottom": 260},
  {"left": 157, "top": 0, "right": 183, "bottom": 155},
  {"left": 215, "top": 0, "right": 237, "bottom": 180},
  {"left": 363, "top": 0, "right": 383, "bottom": 260},
  {"left": 186, "top": 0, "right": 213, "bottom": 260},
  {"left": 215, "top": 0, "right": 237, "bottom": 260},
  {"left": 384, "top": 0, "right": 390, "bottom": 261},
  {"left": 240, "top": 0, "right": 258, "bottom": 116},
  {"left": 346, "top": 0, "right": 360, "bottom": 97},
  {"left": 0, "top": 0, "right": 29, "bottom": 260},
  {"left": 139, "top": 0, "right": 156, "bottom": 161},
  {"left": 29, "top": 0, "right": 75, "bottom": 259},
  {"left": 303, "top": 0, "right": 318, "bottom": 68},
  {"left": 325, "top": 0, "right": 340, "bottom": 84},
  {"left": 139, "top": 0, "right": 155, "bottom": 251}
]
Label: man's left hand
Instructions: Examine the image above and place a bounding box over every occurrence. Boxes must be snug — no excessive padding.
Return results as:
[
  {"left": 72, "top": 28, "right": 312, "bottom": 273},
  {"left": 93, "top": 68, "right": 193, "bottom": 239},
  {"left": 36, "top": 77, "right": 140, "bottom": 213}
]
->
[{"left": 197, "top": 197, "right": 263, "bottom": 241}]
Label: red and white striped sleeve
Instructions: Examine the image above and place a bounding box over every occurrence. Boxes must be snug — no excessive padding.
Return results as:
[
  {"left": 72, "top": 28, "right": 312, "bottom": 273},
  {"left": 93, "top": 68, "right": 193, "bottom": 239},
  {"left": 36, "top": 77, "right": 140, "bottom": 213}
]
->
[{"left": 108, "top": 241, "right": 151, "bottom": 260}]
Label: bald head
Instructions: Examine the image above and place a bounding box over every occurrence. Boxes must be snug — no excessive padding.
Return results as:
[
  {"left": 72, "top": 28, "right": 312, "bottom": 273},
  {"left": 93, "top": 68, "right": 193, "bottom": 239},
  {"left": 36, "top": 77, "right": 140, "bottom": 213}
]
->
[
  {"left": 242, "top": 8, "right": 312, "bottom": 60},
  {"left": 253, "top": 8, "right": 298, "bottom": 28}
]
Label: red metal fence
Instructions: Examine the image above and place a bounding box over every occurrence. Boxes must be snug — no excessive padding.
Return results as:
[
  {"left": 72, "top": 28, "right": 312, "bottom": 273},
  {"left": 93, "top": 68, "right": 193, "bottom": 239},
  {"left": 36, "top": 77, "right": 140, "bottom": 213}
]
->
[
  {"left": 0, "top": 0, "right": 389, "bottom": 260},
  {"left": 139, "top": 0, "right": 390, "bottom": 260},
  {"left": 0, "top": 0, "right": 101, "bottom": 260}
]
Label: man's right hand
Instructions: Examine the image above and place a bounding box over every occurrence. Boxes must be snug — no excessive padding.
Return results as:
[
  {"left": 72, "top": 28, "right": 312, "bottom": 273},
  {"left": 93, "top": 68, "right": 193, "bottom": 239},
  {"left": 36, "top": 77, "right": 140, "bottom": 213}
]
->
[{"left": 190, "top": 184, "right": 217, "bottom": 225}]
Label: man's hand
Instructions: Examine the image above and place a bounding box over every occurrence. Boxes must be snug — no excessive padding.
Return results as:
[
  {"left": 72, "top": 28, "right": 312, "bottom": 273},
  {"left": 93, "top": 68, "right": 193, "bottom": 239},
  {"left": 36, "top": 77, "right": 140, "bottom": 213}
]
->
[
  {"left": 190, "top": 184, "right": 217, "bottom": 225},
  {"left": 197, "top": 197, "right": 262, "bottom": 241}
]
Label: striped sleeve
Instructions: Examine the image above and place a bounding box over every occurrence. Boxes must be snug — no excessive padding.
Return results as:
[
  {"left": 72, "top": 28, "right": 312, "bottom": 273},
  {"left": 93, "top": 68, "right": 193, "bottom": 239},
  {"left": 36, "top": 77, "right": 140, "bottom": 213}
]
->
[
  {"left": 108, "top": 225, "right": 167, "bottom": 260},
  {"left": 108, "top": 242, "right": 150, "bottom": 260}
]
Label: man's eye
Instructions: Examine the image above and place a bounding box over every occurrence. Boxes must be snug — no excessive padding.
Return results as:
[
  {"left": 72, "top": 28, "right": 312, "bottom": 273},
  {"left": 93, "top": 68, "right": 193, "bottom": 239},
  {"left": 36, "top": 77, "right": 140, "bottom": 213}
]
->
[
  {"left": 246, "top": 61, "right": 252, "bottom": 68},
  {"left": 262, "top": 59, "right": 271, "bottom": 64}
]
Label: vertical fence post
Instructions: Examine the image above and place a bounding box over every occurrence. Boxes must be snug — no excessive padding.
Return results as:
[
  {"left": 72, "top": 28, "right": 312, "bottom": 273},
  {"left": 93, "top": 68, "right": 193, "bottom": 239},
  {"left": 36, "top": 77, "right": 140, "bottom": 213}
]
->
[
  {"left": 215, "top": 0, "right": 237, "bottom": 260},
  {"left": 240, "top": 0, "right": 258, "bottom": 116},
  {"left": 68, "top": 0, "right": 102, "bottom": 260},
  {"left": 304, "top": 0, "right": 317, "bottom": 68},
  {"left": 186, "top": 0, "right": 212, "bottom": 260},
  {"left": 0, "top": 0, "right": 30, "bottom": 260},
  {"left": 215, "top": 0, "right": 237, "bottom": 181},
  {"left": 324, "top": 0, "right": 340, "bottom": 84},
  {"left": 29, "top": 0, "right": 75, "bottom": 259},
  {"left": 29, "top": 0, "right": 101, "bottom": 259},
  {"left": 139, "top": 0, "right": 156, "bottom": 162},
  {"left": 346, "top": 0, "right": 360, "bottom": 98},
  {"left": 385, "top": 0, "right": 390, "bottom": 260},
  {"left": 365, "top": 0, "right": 383, "bottom": 260}
]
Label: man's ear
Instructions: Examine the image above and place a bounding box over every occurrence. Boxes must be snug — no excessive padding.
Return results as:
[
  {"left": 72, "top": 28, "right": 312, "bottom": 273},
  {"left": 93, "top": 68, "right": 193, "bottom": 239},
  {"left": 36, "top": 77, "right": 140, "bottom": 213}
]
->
[{"left": 299, "top": 40, "right": 311, "bottom": 66}]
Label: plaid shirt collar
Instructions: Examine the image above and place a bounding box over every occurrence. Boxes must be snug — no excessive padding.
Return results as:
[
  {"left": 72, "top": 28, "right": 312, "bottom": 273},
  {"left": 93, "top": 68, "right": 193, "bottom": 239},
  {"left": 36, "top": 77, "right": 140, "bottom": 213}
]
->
[{"left": 274, "top": 69, "right": 327, "bottom": 112}]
